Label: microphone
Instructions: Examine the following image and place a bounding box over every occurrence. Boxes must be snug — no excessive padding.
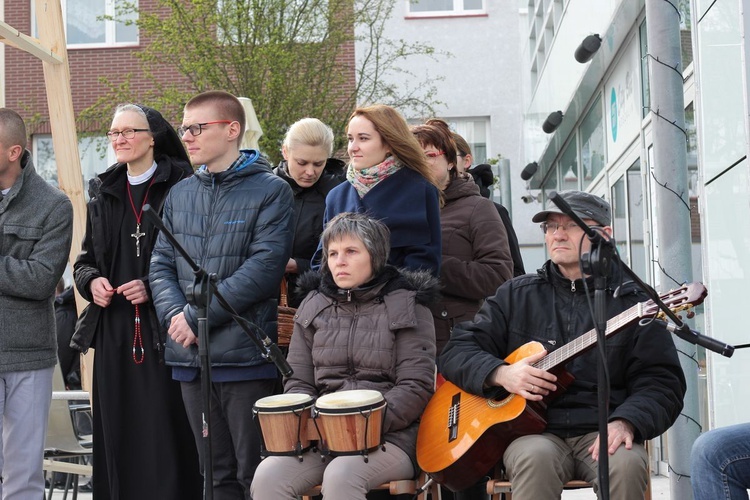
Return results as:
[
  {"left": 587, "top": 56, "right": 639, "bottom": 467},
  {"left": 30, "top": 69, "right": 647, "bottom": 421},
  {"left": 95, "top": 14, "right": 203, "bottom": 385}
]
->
[
  {"left": 520, "top": 162, "right": 539, "bottom": 181},
  {"left": 655, "top": 319, "right": 735, "bottom": 358}
]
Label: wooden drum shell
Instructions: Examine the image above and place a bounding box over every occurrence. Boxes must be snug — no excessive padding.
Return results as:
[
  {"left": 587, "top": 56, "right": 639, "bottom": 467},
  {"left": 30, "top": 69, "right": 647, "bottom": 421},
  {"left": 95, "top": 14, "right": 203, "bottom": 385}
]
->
[
  {"left": 253, "top": 393, "right": 314, "bottom": 457},
  {"left": 312, "top": 390, "right": 387, "bottom": 456}
]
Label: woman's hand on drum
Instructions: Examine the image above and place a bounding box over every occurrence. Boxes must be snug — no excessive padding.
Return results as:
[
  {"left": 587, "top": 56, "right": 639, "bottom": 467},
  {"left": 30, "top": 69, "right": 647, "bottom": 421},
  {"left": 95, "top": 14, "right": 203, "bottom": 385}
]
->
[{"left": 169, "top": 312, "right": 198, "bottom": 347}]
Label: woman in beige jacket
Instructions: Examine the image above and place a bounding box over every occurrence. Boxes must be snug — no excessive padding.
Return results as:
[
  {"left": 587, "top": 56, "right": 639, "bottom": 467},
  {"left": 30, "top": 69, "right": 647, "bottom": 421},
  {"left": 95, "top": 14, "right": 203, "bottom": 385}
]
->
[{"left": 251, "top": 212, "right": 438, "bottom": 499}]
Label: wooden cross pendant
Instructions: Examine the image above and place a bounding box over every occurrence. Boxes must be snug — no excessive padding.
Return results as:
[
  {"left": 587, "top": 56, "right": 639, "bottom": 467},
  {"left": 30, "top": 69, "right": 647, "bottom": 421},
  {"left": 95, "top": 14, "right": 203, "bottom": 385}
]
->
[{"left": 131, "top": 223, "right": 145, "bottom": 258}]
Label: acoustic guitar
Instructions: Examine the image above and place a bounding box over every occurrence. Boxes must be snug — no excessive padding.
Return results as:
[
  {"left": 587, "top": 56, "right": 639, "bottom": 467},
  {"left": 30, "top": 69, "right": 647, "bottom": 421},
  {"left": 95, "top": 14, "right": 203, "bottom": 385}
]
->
[{"left": 416, "top": 283, "right": 707, "bottom": 491}]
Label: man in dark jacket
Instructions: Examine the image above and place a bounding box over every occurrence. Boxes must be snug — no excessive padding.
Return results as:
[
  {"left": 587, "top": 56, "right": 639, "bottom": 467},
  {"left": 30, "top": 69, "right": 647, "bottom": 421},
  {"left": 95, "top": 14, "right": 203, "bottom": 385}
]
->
[
  {"left": 150, "top": 91, "right": 294, "bottom": 499},
  {"left": 438, "top": 190, "right": 686, "bottom": 500},
  {"left": 0, "top": 108, "right": 73, "bottom": 499}
]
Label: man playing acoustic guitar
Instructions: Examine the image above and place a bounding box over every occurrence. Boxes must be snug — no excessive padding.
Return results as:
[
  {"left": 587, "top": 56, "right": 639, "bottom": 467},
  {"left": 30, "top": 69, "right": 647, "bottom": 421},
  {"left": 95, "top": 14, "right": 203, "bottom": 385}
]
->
[{"left": 437, "top": 191, "right": 686, "bottom": 499}]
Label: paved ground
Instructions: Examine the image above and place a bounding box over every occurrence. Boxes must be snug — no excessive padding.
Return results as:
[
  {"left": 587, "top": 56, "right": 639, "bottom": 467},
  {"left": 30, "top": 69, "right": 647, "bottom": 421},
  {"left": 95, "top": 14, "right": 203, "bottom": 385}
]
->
[
  {"left": 49, "top": 474, "right": 673, "bottom": 499},
  {"left": 562, "top": 474, "right": 671, "bottom": 499}
]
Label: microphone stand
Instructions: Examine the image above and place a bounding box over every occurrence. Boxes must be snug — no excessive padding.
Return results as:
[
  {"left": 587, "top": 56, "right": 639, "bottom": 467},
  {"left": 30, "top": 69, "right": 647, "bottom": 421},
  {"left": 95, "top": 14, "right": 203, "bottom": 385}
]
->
[
  {"left": 547, "top": 191, "right": 734, "bottom": 500},
  {"left": 143, "top": 205, "right": 292, "bottom": 500},
  {"left": 548, "top": 191, "right": 613, "bottom": 500}
]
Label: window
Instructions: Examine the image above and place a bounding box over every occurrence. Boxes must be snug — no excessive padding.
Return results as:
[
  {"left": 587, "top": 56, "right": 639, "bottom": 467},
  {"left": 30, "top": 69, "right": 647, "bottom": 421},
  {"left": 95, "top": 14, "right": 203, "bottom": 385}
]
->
[
  {"left": 580, "top": 95, "right": 605, "bottom": 184},
  {"left": 446, "top": 118, "right": 489, "bottom": 164},
  {"left": 639, "top": 20, "right": 650, "bottom": 119},
  {"left": 31, "top": 0, "right": 138, "bottom": 48},
  {"left": 559, "top": 138, "right": 579, "bottom": 191},
  {"left": 33, "top": 135, "right": 115, "bottom": 196},
  {"left": 407, "top": 0, "right": 485, "bottom": 17}
]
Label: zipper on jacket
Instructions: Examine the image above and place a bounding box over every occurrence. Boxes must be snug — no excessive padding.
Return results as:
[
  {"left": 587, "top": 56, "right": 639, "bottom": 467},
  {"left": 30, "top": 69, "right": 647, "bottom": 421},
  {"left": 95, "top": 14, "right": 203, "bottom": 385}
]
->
[
  {"left": 347, "top": 303, "right": 359, "bottom": 377},
  {"left": 570, "top": 280, "right": 576, "bottom": 292},
  {"left": 200, "top": 176, "right": 221, "bottom": 266}
]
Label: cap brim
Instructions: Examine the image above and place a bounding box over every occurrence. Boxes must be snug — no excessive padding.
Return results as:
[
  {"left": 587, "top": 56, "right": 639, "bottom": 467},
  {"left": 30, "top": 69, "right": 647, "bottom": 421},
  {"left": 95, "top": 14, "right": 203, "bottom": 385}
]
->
[{"left": 531, "top": 209, "right": 564, "bottom": 223}]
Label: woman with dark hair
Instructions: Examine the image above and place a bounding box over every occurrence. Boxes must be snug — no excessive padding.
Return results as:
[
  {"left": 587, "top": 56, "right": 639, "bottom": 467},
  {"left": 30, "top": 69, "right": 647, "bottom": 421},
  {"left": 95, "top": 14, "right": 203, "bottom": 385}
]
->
[
  {"left": 315, "top": 104, "right": 442, "bottom": 276},
  {"left": 412, "top": 119, "right": 513, "bottom": 499},
  {"left": 453, "top": 132, "right": 526, "bottom": 277},
  {"left": 251, "top": 212, "right": 438, "bottom": 499},
  {"left": 275, "top": 118, "right": 344, "bottom": 307},
  {"left": 72, "top": 104, "right": 202, "bottom": 499},
  {"left": 412, "top": 119, "right": 513, "bottom": 356}
]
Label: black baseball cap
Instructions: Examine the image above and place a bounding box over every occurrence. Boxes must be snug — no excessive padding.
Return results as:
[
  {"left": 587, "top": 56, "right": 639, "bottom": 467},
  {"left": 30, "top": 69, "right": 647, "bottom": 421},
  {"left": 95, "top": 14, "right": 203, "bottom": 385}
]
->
[{"left": 532, "top": 190, "right": 611, "bottom": 226}]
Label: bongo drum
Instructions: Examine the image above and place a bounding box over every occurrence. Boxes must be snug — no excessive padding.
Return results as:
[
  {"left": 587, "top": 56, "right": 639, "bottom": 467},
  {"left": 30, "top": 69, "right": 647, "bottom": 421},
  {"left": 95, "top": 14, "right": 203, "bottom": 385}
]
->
[
  {"left": 312, "top": 389, "right": 387, "bottom": 462},
  {"left": 253, "top": 393, "right": 314, "bottom": 460}
]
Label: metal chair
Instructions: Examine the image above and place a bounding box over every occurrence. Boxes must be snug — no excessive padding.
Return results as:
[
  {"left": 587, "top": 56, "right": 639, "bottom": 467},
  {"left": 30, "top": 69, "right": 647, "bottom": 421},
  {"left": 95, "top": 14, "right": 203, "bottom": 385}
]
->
[{"left": 43, "top": 363, "right": 92, "bottom": 500}]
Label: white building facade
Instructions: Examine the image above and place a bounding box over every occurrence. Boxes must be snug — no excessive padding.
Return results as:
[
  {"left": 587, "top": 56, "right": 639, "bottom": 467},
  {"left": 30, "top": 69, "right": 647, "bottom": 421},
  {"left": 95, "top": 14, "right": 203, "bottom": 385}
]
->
[
  {"left": 518, "top": 0, "right": 750, "bottom": 469},
  {"left": 374, "top": 1, "right": 750, "bottom": 459}
]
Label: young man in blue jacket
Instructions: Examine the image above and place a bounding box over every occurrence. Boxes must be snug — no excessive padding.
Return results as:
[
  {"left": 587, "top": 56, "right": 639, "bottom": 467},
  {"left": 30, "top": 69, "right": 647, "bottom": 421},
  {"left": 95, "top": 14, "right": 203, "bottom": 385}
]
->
[{"left": 150, "top": 91, "right": 294, "bottom": 499}]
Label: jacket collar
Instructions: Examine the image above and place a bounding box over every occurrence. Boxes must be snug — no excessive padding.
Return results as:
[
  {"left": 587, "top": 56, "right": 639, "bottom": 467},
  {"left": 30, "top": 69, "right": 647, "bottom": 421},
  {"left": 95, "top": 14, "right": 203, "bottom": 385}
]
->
[
  {"left": 444, "top": 173, "right": 480, "bottom": 202},
  {"left": 0, "top": 150, "right": 34, "bottom": 211},
  {"left": 195, "top": 149, "right": 271, "bottom": 186}
]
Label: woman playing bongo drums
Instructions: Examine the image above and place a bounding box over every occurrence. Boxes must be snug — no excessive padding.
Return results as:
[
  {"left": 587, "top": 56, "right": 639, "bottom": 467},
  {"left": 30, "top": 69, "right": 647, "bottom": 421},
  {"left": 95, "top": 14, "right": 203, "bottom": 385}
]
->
[{"left": 251, "top": 212, "right": 438, "bottom": 499}]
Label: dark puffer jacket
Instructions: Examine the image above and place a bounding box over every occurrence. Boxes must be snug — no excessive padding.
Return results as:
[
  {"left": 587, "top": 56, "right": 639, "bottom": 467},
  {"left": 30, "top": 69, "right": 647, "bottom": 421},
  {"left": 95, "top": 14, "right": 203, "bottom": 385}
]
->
[
  {"left": 285, "top": 267, "right": 439, "bottom": 472},
  {"left": 149, "top": 150, "right": 295, "bottom": 367},
  {"left": 439, "top": 260, "right": 686, "bottom": 442},
  {"left": 274, "top": 158, "right": 344, "bottom": 307},
  {"left": 430, "top": 175, "right": 513, "bottom": 355}
]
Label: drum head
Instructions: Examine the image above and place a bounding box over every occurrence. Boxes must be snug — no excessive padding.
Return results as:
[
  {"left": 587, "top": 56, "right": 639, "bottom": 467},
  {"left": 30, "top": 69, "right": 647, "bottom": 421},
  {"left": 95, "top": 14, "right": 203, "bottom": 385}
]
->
[
  {"left": 315, "top": 389, "right": 384, "bottom": 410},
  {"left": 254, "top": 393, "right": 313, "bottom": 412}
]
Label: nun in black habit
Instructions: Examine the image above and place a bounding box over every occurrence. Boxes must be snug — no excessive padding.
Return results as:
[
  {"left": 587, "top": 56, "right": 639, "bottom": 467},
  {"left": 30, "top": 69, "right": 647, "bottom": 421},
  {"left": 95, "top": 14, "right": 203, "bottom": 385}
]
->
[{"left": 72, "top": 104, "right": 202, "bottom": 499}]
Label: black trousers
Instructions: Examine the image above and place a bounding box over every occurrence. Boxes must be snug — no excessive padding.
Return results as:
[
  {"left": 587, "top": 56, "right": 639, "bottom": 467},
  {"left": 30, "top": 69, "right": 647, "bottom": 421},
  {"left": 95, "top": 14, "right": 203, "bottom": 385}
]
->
[{"left": 181, "top": 378, "right": 276, "bottom": 500}]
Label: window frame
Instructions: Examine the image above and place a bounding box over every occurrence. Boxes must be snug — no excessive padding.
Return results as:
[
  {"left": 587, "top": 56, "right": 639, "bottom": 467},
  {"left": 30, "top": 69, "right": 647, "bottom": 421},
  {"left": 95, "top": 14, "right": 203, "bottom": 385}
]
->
[
  {"left": 405, "top": 0, "right": 487, "bottom": 18},
  {"left": 30, "top": 0, "right": 139, "bottom": 49}
]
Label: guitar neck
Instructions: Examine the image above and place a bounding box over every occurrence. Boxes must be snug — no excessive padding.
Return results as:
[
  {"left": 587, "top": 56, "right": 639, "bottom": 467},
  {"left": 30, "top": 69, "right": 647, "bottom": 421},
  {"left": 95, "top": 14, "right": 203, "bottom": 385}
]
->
[{"left": 535, "top": 302, "right": 644, "bottom": 372}]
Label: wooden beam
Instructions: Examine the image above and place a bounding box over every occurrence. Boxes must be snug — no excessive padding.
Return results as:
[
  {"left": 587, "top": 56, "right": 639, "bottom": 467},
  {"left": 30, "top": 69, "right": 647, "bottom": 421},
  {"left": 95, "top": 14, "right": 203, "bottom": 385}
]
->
[
  {"left": 33, "top": 0, "right": 94, "bottom": 390},
  {"left": 0, "top": 20, "right": 64, "bottom": 64}
]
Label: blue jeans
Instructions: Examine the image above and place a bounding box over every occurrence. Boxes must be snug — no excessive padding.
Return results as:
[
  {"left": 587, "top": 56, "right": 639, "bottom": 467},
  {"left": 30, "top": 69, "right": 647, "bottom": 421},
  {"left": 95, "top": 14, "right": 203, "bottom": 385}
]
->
[{"left": 692, "top": 423, "right": 750, "bottom": 500}]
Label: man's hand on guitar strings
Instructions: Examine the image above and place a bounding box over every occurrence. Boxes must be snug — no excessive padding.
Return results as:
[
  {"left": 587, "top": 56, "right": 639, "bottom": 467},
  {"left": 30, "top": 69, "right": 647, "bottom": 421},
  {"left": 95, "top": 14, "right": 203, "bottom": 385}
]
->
[
  {"left": 588, "top": 419, "right": 635, "bottom": 461},
  {"left": 487, "top": 349, "right": 558, "bottom": 402}
]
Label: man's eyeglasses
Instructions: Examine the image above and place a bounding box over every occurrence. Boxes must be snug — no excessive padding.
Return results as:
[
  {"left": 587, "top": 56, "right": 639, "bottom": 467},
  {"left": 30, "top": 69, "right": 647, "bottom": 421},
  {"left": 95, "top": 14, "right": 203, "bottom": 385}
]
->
[
  {"left": 177, "top": 120, "right": 233, "bottom": 137},
  {"left": 106, "top": 128, "right": 150, "bottom": 141},
  {"left": 425, "top": 151, "right": 445, "bottom": 159},
  {"left": 540, "top": 221, "right": 582, "bottom": 234}
]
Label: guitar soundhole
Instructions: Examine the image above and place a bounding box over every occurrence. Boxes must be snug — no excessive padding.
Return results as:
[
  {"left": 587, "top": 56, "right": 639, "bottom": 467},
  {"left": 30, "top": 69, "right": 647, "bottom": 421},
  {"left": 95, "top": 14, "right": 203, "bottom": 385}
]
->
[
  {"left": 447, "top": 393, "right": 460, "bottom": 442},
  {"left": 487, "top": 394, "right": 515, "bottom": 408}
]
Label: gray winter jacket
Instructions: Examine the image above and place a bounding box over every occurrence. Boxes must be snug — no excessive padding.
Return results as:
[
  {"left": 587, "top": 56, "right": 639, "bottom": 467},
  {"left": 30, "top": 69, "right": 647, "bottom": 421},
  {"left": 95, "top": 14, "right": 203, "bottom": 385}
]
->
[
  {"left": 285, "top": 267, "right": 439, "bottom": 472},
  {"left": 150, "top": 150, "right": 294, "bottom": 367},
  {"left": 0, "top": 151, "right": 73, "bottom": 372}
]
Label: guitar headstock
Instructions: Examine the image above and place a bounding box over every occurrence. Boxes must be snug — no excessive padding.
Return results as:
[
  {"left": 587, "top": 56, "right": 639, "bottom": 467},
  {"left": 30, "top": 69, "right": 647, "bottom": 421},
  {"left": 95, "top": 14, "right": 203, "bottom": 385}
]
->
[{"left": 642, "top": 283, "right": 708, "bottom": 319}]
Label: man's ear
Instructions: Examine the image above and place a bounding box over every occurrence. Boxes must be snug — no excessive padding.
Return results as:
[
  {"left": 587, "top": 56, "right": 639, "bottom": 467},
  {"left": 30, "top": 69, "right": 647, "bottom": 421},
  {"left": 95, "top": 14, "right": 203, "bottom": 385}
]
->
[
  {"left": 228, "top": 121, "right": 243, "bottom": 143},
  {"left": 7, "top": 144, "right": 23, "bottom": 163}
]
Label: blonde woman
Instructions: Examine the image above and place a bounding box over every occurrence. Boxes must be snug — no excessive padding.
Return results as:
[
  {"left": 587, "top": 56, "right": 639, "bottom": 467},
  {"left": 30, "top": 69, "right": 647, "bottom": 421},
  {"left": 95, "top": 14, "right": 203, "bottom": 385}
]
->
[{"left": 274, "top": 118, "right": 344, "bottom": 306}]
